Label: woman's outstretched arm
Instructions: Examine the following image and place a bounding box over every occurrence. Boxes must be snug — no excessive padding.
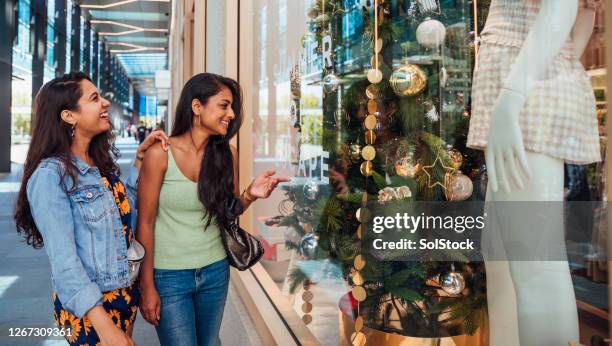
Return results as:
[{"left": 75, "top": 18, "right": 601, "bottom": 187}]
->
[{"left": 231, "top": 144, "right": 290, "bottom": 211}]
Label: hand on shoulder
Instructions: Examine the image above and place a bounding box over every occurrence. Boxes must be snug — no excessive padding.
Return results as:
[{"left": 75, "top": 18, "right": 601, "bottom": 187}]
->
[{"left": 143, "top": 141, "right": 170, "bottom": 171}]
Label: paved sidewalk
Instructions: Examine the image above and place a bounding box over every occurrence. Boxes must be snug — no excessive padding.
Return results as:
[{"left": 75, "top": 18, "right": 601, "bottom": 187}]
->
[{"left": 0, "top": 140, "right": 261, "bottom": 345}]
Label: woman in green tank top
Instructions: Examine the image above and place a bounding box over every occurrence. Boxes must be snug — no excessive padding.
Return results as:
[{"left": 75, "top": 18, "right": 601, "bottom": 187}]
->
[{"left": 136, "top": 73, "right": 288, "bottom": 346}]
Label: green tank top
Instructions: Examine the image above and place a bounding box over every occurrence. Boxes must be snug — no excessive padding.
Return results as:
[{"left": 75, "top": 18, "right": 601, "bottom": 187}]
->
[{"left": 153, "top": 149, "right": 226, "bottom": 269}]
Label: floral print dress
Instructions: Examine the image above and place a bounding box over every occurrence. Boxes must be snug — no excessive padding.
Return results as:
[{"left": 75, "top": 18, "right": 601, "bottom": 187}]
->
[{"left": 53, "top": 172, "right": 139, "bottom": 345}]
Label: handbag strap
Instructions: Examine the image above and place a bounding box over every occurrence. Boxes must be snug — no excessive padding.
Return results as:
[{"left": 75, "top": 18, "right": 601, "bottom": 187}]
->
[{"left": 226, "top": 195, "right": 245, "bottom": 221}]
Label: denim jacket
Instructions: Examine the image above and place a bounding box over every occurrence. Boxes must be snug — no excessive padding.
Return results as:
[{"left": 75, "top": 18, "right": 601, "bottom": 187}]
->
[{"left": 26, "top": 155, "right": 139, "bottom": 317}]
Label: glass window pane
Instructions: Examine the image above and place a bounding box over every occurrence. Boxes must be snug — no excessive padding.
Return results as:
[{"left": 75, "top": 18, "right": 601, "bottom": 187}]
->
[{"left": 241, "top": 0, "right": 609, "bottom": 343}]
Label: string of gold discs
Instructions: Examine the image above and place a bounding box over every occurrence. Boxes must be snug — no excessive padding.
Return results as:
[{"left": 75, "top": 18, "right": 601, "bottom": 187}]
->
[
  {"left": 301, "top": 279, "right": 313, "bottom": 325},
  {"left": 352, "top": 1, "right": 384, "bottom": 345}
]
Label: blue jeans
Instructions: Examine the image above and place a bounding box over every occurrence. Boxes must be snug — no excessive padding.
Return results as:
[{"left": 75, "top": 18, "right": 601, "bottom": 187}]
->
[{"left": 153, "top": 258, "right": 230, "bottom": 346}]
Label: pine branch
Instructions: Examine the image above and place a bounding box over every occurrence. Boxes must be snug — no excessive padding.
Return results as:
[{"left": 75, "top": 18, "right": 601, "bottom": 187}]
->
[{"left": 288, "top": 268, "right": 308, "bottom": 294}]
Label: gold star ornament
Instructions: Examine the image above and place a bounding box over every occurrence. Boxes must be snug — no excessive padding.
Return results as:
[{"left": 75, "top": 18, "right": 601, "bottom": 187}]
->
[{"left": 421, "top": 152, "right": 455, "bottom": 190}]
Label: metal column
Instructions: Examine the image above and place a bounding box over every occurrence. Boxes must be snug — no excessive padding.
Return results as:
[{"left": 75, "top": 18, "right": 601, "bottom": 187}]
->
[
  {"left": 100, "top": 42, "right": 111, "bottom": 95},
  {"left": 92, "top": 32, "right": 98, "bottom": 87},
  {"left": 30, "top": 0, "right": 46, "bottom": 108},
  {"left": 70, "top": 3, "right": 79, "bottom": 72},
  {"left": 83, "top": 18, "right": 90, "bottom": 74},
  {"left": 0, "top": 0, "right": 17, "bottom": 173},
  {"left": 54, "top": 0, "right": 66, "bottom": 76}
]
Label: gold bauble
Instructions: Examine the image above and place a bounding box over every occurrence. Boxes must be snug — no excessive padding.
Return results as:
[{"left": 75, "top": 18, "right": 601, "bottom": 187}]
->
[
  {"left": 389, "top": 64, "right": 427, "bottom": 97},
  {"left": 395, "top": 156, "right": 421, "bottom": 178},
  {"left": 448, "top": 148, "right": 463, "bottom": 170},
  {"left": 350, "top": 144, "right": 362, "bottom": 161},
  {"left": 445, "top": 171, "right": 474, "bottom": 201}
]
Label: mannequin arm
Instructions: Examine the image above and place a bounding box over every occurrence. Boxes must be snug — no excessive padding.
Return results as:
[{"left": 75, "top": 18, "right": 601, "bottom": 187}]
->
[
  {"left": 571, "top": 5, "right": 596, "bottom": 57},
  {"left": 487, "top": 0, "right": 578, "bottom": 192},
  {"left": 503, "top": 0, "right": 578, "bottom": 95}
]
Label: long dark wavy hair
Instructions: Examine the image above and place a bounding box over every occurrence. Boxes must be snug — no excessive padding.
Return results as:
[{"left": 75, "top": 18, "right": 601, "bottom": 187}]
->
[
  {"left": 14, "top": 72, "right": 119, "bottom": 249},
  {"left": 172, "top": 73, "right": 243, "bottom": 228}
]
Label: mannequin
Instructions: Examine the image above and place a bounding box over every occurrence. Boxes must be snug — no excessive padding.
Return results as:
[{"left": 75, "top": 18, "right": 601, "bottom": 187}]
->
[{"left": 468, "top": 0, "right": 598, "bottom": 345}]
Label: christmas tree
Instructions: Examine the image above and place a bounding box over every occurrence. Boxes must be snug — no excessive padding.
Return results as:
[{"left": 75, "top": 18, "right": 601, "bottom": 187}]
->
[{"left": 278, "top": 0, "right": 489, "bottom": 338}]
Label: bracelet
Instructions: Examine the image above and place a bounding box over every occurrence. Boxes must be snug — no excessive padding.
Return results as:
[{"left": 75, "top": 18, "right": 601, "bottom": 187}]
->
[
  {"left": 136, "top": 154, "right": 145, "bottom": 162},
  {"left": 241, "top": 188, "right": 257, "bottom": 203}
]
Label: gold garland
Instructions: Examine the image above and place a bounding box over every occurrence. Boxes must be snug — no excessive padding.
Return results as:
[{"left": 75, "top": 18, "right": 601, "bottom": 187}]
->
[
  {"left": 301, "top": 279, "right": 313, "bottom": 325},
  {"left": 351, "top": 2, "right": 385, "bottom": 345}
]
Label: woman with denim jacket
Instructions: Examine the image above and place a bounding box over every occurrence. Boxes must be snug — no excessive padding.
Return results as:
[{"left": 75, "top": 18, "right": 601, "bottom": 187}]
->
[
  {"left": 137, "top": 73, "right": 289, "bottom": 346},
  {"left": 14, "top": 72, "right": 168, "bottom": 346}
]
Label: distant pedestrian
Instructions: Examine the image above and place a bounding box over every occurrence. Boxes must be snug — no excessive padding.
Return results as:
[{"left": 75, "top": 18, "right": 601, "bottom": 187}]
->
[
  {"left": 137, "top": 122, "right": 147, "bottom": 144},
  {"left": 126, "top": 122, "right": 133, "bottom": 138},
  {"left": 133, "top": 126, "right": 139, "bottom": 142}
]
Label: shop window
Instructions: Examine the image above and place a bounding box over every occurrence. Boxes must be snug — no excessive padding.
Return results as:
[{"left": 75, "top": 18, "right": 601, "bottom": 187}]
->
[{"left": 240, "top": 0, "right": 609, "bottom": 344}]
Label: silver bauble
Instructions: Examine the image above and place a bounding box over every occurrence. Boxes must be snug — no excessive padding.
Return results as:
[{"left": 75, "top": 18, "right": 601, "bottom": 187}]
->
[
  {"left": 299, "top": 232, "right": 318, "bottom": 259},
  {"left": 440, "top": 272, "right": 465, "bottom": 296},
  {"left": 323, "top": 73, "right": 340, "bottom": 93},
  {"left": 303, "top": 180, "right": 320, "bottom": 200},
  {"left": 350, "top": 144, "right": 362, "bottom": 161},
  {"left": 416, "top": 18, "right": 446, "bottom": 49}
]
